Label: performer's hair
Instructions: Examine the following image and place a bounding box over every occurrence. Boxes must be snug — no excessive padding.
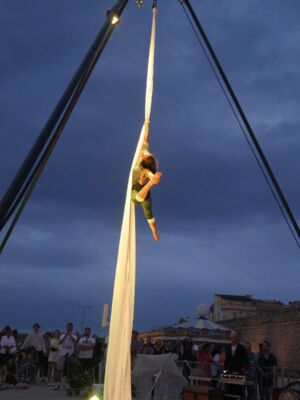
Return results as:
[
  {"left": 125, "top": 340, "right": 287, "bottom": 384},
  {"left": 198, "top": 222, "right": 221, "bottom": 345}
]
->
[{"left": 142, "top": 155, "right": 157, "bottom": 174}]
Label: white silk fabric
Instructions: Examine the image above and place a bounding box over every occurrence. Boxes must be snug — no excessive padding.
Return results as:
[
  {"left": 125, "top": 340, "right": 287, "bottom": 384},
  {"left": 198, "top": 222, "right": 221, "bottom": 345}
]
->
[{"left": 104, "top": 8, "right": 157, "bottom": 400}]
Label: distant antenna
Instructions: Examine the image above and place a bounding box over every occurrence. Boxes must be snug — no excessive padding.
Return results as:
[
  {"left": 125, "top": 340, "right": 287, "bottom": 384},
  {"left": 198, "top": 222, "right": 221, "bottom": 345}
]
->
[
  {"left": 79, "top": 305, "right": 92, "bottom": 334},
  {"left": 101, "top": 304, "right": 109, "bottom": 328}
]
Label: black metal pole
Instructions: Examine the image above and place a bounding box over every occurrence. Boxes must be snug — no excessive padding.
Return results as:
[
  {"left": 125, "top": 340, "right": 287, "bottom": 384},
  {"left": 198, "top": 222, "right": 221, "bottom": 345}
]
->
[
  {"left": 0, "top": 22, "right": 116, "bottom": 250},
  {"left": 183, "top": 0, "right": 300, "bottom": 239},
  {"left": 0, "top": 0, "right": 129, "bottom": 227}
]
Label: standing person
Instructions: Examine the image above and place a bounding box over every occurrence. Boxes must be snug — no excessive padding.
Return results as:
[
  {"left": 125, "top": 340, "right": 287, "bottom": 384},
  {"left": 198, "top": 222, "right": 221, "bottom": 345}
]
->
[
  {"left": 211, "top": 345, "right": 223, "bottom": 388},
  {"left": 12, "top": 330, "right": 22, "bottom": 351},
  {"left": 131, "top": 331, "right": 140, "bottom": 367},
  {"left": 173, "top": 339, "right": 183, "bottom": 359},
  {"left": 54, "top": 323, "right": 77, "bottom": 391},
  {"left": 43, "top": 332, "right": 51, "bottom": 382},
  {"left": 19, "top": 349, "right": 38, "bottom": 383},
  {"left": 0, "top": 326, "right": 16, "bottom": 367},
  {"left": 219, "top": 345, "right": 227, "bottom": 365},
  {"left": 181, "top": 337, "right": 196, "bottom": 362},
  {"left": 253, "top": 342, "right": 263, "bottom": 396},
  {"left": 224, "top": 331, "right": 249, "bottom": 398},
  {"left": 154, "top": 340, "right": 166, "bottom": 355},
  {"left": 47, "top": 330, "right": 60, "bottom": 386},
  {"left": 224, "top": 331, "right": 249, "bottom": 373},
  {"left": 21, "top": 323, "right": 46, "bottom": 381},
  {"left": 244, "top": 342, "right": 255, "bottom": 399},
  {"left": 245, "top": 342, "right": 255, "bottom": 380},
  {"left": 180, "top": 337, "right": 197, "bottom": 381},
  {"left": 253, "top": 342, "right": 263, "bottom": 368},
  {"left": 164, "top": 341, "right": 174, "bottom": 354},
  {"left": 257, "top": 341, "right": 277, "bottom": 400},
  {"left": 77, "top": 327, "right": 96, "bottom": 386},
  {"left": 92, "top": 336, "right": 102, "bottom": 384},
  {"left": 245, "top": 342, "right": 254, "bottom": 366},
  {"left": 141, "top": 337, "right": 155, "bottom": 355},
  {"left": 198, "top": 343, "right": 212, "bottom": 385}
]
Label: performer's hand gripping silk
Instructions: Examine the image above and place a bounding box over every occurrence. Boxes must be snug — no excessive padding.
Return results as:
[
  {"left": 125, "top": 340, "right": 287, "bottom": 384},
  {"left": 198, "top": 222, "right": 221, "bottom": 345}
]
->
[{"left": 131, "top": 120, "right": 162, "bottom": 241}]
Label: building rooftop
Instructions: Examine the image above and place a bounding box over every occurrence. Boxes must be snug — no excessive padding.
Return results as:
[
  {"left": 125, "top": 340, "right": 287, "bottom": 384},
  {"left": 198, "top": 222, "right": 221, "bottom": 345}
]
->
[
  {"left": 215, "top": 294, "right": 253, "bottom": 302},
  {"left": 215, "top": 294, "right": 285, "bottom": 306}
]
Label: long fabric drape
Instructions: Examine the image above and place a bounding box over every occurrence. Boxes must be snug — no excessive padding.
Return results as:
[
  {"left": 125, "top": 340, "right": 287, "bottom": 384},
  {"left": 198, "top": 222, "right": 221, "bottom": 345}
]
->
[{"left": 104, "top": 8, "right": 157, "bottom": 400}]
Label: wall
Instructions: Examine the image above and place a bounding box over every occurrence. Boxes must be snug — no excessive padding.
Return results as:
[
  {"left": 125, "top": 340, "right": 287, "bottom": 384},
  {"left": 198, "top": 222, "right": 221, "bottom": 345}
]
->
[{"left": 225, "top": 309, "right": 300, "bottom": 369}]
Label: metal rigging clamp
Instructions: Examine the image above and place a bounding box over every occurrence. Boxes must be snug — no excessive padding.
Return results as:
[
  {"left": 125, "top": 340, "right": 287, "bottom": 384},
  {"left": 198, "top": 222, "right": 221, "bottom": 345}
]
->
[{"left": 137, "top": 0, "right": 158, "bottom": 8}]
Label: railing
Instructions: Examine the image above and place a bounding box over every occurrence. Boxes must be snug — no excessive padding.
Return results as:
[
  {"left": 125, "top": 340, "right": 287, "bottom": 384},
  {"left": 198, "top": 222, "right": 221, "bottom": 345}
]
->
[{"left": 176, "top": 361, "right": 300, "bottom": 399}]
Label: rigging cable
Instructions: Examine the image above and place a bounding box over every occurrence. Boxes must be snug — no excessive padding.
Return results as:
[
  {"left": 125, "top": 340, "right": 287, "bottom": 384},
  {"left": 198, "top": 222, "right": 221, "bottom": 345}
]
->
[{"left": 179, "top": 0, "right": 300, "bottom": 248}]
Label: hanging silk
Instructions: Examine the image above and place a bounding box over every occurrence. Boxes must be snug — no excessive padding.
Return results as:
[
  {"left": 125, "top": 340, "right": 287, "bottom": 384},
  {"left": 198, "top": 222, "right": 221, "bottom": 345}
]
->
[{"left": 104, "top": 7, "right": 157, "bottom": 400}]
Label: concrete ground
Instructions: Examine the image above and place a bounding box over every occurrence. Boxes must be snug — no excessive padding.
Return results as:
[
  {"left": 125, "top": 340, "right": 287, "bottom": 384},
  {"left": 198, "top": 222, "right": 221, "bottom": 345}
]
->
[{"left": 0, "top": 383, "right": 84, "bottom": 399}]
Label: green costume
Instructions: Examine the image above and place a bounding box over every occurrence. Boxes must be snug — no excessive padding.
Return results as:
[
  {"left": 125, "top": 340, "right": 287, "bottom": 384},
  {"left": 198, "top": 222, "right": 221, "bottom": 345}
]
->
[{"left": 131, "top": 143, "right": 155, "bottom": 222}]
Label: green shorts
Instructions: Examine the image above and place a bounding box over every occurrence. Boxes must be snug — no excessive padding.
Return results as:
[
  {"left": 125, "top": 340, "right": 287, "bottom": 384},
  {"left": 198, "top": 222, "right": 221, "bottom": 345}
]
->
[{"left": 131, "top": 190, "right": 154, "bottom": 221}]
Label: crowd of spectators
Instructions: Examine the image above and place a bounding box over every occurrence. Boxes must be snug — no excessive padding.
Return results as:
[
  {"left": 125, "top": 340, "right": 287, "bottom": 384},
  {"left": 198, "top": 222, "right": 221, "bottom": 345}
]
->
[
  {"left": 134, "top": 330, "right": 278, "bottom": 400},
  {"left": 0, "top": 322, "right": 103, "bottom": 393},
  {"left": 0, "top": 324, "right": 278, "bottom": 399}
]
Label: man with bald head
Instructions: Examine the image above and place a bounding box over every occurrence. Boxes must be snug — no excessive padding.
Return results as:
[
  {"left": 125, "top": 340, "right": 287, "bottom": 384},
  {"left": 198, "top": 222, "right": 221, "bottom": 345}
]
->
[
  {"left": 224, "top": 330, "right": 249, "bottom": 397},
  {"left": 225, "top": 330, "right": 249, "bottom": 374}
]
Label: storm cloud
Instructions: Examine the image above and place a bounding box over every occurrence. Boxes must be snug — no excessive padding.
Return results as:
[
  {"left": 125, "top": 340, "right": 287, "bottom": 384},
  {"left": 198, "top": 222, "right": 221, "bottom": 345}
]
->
[{"left": 0, "top": 0, "right": 299, "bottom": 333}]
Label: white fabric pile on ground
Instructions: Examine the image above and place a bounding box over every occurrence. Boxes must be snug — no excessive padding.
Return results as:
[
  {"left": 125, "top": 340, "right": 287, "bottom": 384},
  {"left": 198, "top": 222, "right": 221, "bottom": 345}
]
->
[{"left": 132, "top": 354, "right": 188, "bottom": 400}]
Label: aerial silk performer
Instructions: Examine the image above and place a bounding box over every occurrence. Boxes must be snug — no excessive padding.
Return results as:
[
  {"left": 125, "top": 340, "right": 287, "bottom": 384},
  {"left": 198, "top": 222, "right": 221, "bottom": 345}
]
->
[
  {"left": 131, "top": 119, "right": 162, "bottom": 241},
  {"left": 104, "top": 5, "right": 159, "bottom": 400}
]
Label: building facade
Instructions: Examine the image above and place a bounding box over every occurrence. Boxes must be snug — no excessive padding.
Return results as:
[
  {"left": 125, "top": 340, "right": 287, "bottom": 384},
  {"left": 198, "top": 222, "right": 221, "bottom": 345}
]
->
[
  {"left": 225, "top": 308, "right": 300, "bottom": 369},
  {"left": 139, "top": 326, "right": 230, "bottom": 346},
  {"left": 212, "top": 294, "right": 285, "bottom": 322}
]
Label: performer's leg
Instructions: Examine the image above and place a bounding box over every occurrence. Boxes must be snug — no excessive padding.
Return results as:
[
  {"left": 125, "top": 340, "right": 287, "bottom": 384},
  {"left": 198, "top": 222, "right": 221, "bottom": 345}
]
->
[
  {"left": 142, "top": 196, "right": 160, "bottom": 241},
  {"left": 135, "top": 172, "right": 161, "bottom": 203}
]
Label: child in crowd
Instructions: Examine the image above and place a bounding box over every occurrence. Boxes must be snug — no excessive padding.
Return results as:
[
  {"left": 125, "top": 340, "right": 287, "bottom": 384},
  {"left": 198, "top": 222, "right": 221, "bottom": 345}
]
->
[{"left": 19, "top": 349, "right": 38, "bottom": 384}]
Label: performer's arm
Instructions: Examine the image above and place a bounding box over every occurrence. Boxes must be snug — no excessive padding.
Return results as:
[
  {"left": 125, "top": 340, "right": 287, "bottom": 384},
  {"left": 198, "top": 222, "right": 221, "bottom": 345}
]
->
[
  {"left": 138, "top": 122, "right": 150, "bottom": 164},
  {"left": 144, "top": 119, "right": 150, "bottom": 144}
]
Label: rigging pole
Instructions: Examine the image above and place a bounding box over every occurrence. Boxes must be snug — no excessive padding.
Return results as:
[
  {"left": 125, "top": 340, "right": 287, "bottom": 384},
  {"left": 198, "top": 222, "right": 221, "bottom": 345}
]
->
[{"left": 0, "top": 0, "right": 129, "bottom": 231}]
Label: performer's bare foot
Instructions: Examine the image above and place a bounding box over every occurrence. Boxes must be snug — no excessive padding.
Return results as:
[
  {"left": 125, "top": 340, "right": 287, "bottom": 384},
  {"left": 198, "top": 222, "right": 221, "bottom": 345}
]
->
[
  {"left": 149, "top": 220, "right": 160, "bottom": 241},
  {"left": 153, "top": 231, "right": 160, "bottom": 241}
]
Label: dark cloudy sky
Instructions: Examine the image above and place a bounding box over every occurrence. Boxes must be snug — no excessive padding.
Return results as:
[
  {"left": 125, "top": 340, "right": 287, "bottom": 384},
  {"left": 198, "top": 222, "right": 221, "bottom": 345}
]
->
[{"left": 0, "top": 0, "right": 299, "bottom": 334}]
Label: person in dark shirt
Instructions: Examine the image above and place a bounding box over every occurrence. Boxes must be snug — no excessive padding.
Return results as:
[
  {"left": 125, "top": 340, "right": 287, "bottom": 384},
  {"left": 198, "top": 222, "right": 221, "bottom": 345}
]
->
[
  {"left": 224, "top": 331, "right": 249, "bottom": 398},
  {"left": 92, "top": 336, "right": 102, "bottom": 384},
  {"left": 154, "top": 341, "right": 166, "bottom": 355},
  {"left": 141, "top": 337, "right": 155, "bottom": 355},
  {"left": 257, "top": 341, "right": 277, "bottom": 400},
  {"left": 180, "top": 337, "right": 197, "bottom": 381},
  {"left": 224, "top": 331, "right": 249, "bottom": 374}
]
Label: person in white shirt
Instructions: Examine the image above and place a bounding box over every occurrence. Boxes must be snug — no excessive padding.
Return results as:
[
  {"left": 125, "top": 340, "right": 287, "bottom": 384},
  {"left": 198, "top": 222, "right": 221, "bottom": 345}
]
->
[
  {"left": 53, "top": 323, "right": 77, "bottom": 391},
  {"left": 47, "top": 330, "right": 60, "bottom": 386},
  {"left": 77, "top": 327, "right": 96, "bottom": 384},
  {"left": 21, "top": 323, "right": 46, "bottom": 380},
  {"left": 0, "top": 326, "right": 16, "bottom": 366}
]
